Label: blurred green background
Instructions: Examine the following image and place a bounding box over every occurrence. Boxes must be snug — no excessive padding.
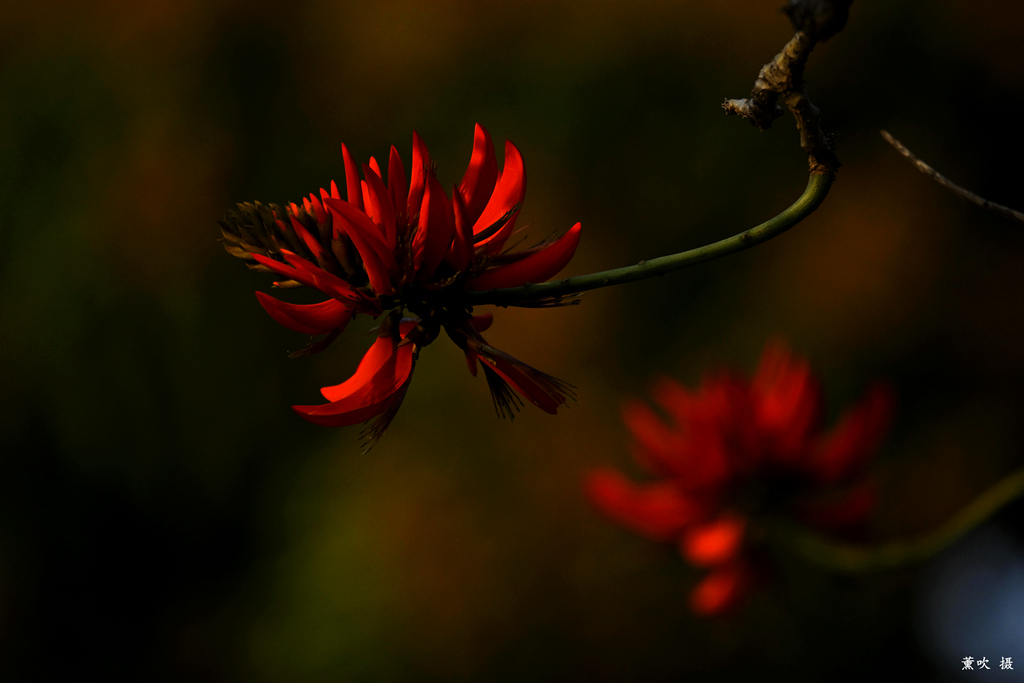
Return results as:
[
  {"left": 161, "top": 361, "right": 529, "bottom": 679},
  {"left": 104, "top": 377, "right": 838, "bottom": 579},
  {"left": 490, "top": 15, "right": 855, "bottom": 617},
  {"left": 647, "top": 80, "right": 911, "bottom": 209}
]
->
[{"left": 2, "top": 0, "right": 1024, "bottom": 679}]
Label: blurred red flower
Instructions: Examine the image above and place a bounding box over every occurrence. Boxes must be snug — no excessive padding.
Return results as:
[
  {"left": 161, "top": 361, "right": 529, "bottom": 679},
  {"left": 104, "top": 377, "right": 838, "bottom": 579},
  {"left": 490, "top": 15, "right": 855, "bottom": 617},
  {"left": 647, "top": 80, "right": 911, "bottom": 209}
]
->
[
  {"left": 222, "top": 124, "right": 580, "bottom": 448},
  {"left": 585, "top": 342, "right": 894, "bottom": 615}
]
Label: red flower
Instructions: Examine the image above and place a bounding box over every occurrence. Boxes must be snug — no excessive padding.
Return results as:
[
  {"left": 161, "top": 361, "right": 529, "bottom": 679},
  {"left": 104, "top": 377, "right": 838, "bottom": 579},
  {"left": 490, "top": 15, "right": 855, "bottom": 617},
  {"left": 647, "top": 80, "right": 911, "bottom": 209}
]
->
[
  {"left": 220, "top": 125, "right": 580, "bottom": 449},
  {"left": 585, "top": 341, "right": 894, "bottom": 615}
]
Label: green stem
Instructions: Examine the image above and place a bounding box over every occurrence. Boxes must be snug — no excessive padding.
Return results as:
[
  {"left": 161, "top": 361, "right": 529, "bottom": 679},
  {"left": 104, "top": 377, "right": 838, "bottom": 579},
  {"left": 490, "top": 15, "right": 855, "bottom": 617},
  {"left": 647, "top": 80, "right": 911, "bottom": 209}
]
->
[
  {"left": 784, "top": 465, "right": 1024, "bottom": 573},
  {"left": 467, "top": 172, "right": 832, "bottom": 306}
]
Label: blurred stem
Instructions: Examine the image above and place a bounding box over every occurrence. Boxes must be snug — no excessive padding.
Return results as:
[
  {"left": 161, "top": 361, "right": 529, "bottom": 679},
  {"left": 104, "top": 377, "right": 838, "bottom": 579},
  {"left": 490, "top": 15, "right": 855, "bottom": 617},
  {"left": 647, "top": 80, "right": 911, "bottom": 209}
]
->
[
  {"left": 784, "top": 465, "right": 1024, "bottom": 573},
  {"left": 467, "top": 172, "right": 831, "bottom": 307}
]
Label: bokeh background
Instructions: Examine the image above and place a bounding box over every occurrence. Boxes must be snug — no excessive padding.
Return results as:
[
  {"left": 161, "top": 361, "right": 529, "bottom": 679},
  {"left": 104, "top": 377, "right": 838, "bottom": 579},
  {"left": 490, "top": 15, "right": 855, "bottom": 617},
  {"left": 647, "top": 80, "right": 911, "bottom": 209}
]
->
[{"left": 2, "top": 0, "right": 1024, "bottom": 679}]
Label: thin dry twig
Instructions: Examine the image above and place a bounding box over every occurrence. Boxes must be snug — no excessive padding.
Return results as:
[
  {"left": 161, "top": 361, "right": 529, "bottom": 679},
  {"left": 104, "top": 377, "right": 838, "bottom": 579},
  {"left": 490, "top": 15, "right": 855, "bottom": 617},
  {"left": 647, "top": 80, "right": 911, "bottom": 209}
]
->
[{"left": 880, "top": 129, "right": 1024, "bottom": 225}]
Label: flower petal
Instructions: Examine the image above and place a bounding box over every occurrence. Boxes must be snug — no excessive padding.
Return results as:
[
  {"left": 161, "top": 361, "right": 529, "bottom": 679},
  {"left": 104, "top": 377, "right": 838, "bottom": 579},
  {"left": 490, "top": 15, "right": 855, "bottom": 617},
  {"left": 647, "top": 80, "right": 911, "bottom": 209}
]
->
[
  {"left": 294, "top": 337, "right": 415, "bottom": 427},
  {"left": 458, "top": 123, "right": 498, "bottom": 227},
  {"left": 798, "top": 479, "right": 877, "bottom": 532},
  {"left": 255, "top": 292, "right": 354, "bottom": 336},
  {"left": 679, "top": 513, "right": 746, "bottom": 567},
  {"left": 387, "top": 145, "right": 409, "bottom": 234},
  {"left": 417, "top": 175, "right": 454, "bottom": 278},
  {"left": 407, "top": 131, "right": 431, "bottom": 220},
  {"left": 466, "top": 340, "right": 572, "bottom": 414},
  {"left": 471, "top": 140, "right": 525, "bottom": 255},
  {"left": 585, "top": 467, "right": 703, "bottom": 542},
  {"left": 468, "top": 223, "right": 581, "bottom": 290},
  {"left": 362, "top": 162, "right": 397, "bottom": 248},
  {"left": 250, "top": 251, "right": 376, "bottom": 312},
  {"left": 751, "top": 340, "right": 824, "bottom": 465},
  {"left": 341, "top": 143, "right": 363, "bottom": 210},
  {"left": 689, "top": 563, "right": 750, "bottom": 616},
  {"left": 445, "top": 185, "right": 474, "bottom": 272},
  {"left": 323, "top": 197, "right": 398, "bottom": 295},
  {"left": 809, "top": 383, "right": 894, "bottom": 485}
]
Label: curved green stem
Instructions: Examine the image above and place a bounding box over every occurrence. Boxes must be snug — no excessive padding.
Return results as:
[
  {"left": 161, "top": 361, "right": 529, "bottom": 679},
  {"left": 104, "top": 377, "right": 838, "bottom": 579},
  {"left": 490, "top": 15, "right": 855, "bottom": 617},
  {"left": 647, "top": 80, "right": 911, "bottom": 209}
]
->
[
  {"left": 783, "top": 465, "right": 1024, "bottom": 573},
  {"left": 467, "top": 172, "right": 832, "bottom": 306}
]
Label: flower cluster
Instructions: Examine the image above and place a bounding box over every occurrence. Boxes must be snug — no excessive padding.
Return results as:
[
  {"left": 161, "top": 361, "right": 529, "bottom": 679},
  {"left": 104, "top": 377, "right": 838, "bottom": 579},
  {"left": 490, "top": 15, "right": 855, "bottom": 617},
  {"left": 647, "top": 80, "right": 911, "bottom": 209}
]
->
[
  {"left": 220, "top": 125, "right": 581, "bottom": 448},
  {"left": 586, "top": 342, "right": 893, "bottom": 615}
]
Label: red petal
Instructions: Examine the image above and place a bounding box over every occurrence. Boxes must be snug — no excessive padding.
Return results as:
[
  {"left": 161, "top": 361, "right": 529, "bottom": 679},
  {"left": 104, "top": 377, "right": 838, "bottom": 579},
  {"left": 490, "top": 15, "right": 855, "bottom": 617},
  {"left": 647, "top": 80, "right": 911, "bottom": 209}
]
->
[
  {"left": 799, "top": 479, "right": 878, "bottom": 532},
  {"left": 407, "top": 131, "right": 431, "bottom": 220},
  {"left": 810, "top": 383, "right": 894, "bottom": 485},
  {"left": 255, "top": 292, "right": 353, "bottom": 335},
  {"left": 585, "top": 467, "right": 703, "bottom": 542},
  {"left": 445, "top": 185, "right": 473, "bottom": 272},
  {"left": 288, "top": 215, "right": 328, "bottom": 263},
  {"left": 368, "top": 156, "right": 381, "bottom": 178},
  {"left": 469, "top": 313, "right": 493, "bottom": 332},
  {"left": 259, "top": 250, "right": 377, "bottom": 312},
  {"left": 362, "top": 163, "right": 397, "bottom": 248},
  {"left": 323, "top": 198, "right": 398, "bottom": 295},
  {"left": 680, "top": 513, "right": 746, "bottom": 567},
  {"left": 341, "top": 143, "right": 363, "bottom": 210},
  {"left": 620, "top": 399, "right": 689, "bottom": 477},
  {"left": 467, "top": 342, "right": 571, "bottom": 414},
  {"left": 413, "top": 175, "right": 454, "bottom": 278},
  {"left": 471, "top": 140, "right": 525, "bottom": 255},
  {"left": 468, "top": 223, "right": 581, "bottom": 290},
  {"left": 458, "top": 123, "right": 498, "bottom": 227},
  {"left": 387, "top": 145, "right": 408, "bottom": 232},
  {"left": 751, "top": 341, "right": 823, "bottom": 465},
  {"left": 689, "top": 563, "right": 750, "bottom": 616},
  {"left": 251, "top": 252, "right": 371, "bottom": 310},
  {"left": 294, "top": 338, "right": 415, "bottom": 427},
  {"left": 308, "top": 193, "right": 327, "bottom": 225}
]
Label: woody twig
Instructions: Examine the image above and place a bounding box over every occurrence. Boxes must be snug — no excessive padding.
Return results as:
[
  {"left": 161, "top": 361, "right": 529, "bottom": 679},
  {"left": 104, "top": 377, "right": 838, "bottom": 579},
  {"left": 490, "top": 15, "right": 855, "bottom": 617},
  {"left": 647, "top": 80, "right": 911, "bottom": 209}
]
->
[
  {"left": 723, "top": 0, "right": 852, "bottom": 178},
  {"left": 881, "top": 130, "right": 1024, "bottom": 225}
]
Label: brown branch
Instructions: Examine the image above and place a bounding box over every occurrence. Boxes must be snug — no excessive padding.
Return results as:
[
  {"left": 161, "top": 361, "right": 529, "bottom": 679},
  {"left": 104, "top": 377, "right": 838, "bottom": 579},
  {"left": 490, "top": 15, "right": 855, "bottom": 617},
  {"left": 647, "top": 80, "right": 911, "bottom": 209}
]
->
[
  {"left": 722, "top": 0, "right": 851, "bottom": 179},
  {"left": 881, "top": 130, "right": 1024, "bottom": 225}
]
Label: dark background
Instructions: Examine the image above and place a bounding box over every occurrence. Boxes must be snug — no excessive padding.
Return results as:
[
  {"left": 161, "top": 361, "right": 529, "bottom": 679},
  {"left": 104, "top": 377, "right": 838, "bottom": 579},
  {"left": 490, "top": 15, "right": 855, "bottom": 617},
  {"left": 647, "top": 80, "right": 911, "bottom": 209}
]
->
[{"left": 2, "top": 0, "right": 1024, "bottom": 679}]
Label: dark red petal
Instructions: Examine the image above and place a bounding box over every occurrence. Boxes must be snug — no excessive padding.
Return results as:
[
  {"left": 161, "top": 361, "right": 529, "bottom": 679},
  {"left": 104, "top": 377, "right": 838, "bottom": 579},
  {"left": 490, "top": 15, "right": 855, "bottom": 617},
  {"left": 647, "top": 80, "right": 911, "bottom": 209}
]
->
[
  {"left": 341, "top": 143, "right": 363, "bottom": 210},
  {"left": 585, "top": 467, "right": 703, "bottom": 542},
  {"left": 407, "top": 131, "right": 431, "bottom": 220},
  {"left": 328, "top": 181, "right": 341, "bottom": 201},
  {"left": 689, "top": 563, "right": 750, "bottom": 616},
  {"left": 255, "top": 292, "right": 353, "bottom": 335},
  {"left": 308, "top": 193, "right": 328, "bottom": 225},
  {"left": 272, "top": 250, "right": 377, "bottom": 311},
  {"left": 471, "top": 140, "right": 525, "bottom": 254},
  {"left": 368, "top": 156, "right": 381, "bottom": 178},
  {"left": 445, "top": 185, "right": 473, "bottom": 272},
  {"left": 467, "top": 341, "right": 572, "bottom": 414},
  {"left": 464, "top": 349, "right": 478, "bottom": 377},
  {"left": 288, "top": 215, "right": 328, "bottom": 262},
  {"left": 458, "top": 123, "right": 498, "bottom": 227},
  {"left": 799, "top": 479, "right": 878, "bottom": 532},
  {"left": 387, "top": 145, "right": 408, "bottom": 232},
  {"left": 679, "top": 513, "right": 746, "bottom": 567},
  {"left": 362, "top": 162, "right": 397, "bottom": 248},
  {"left": 469, "top": 313, "right": 493, "bottom": 332},
  {"left": 751, "top": 341, "right": 824, "bottom": 465},
  {"left": 810, "top": 383, "right": 895, "bottom": 485},
  {"left": 323, "top": 198, "right": 398, "bottom": 295},
  {"left": 417, "top": 175, "right": 454, "bottom": 278},
  {"left": 294, "top": 341, "right": 415, "bottom": 427},
  {"left": 468, "top": 223, "right": 581, "bottom": 290},
  {"left": 620, "top": 399, "right": 689, "bottom": 477}
]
